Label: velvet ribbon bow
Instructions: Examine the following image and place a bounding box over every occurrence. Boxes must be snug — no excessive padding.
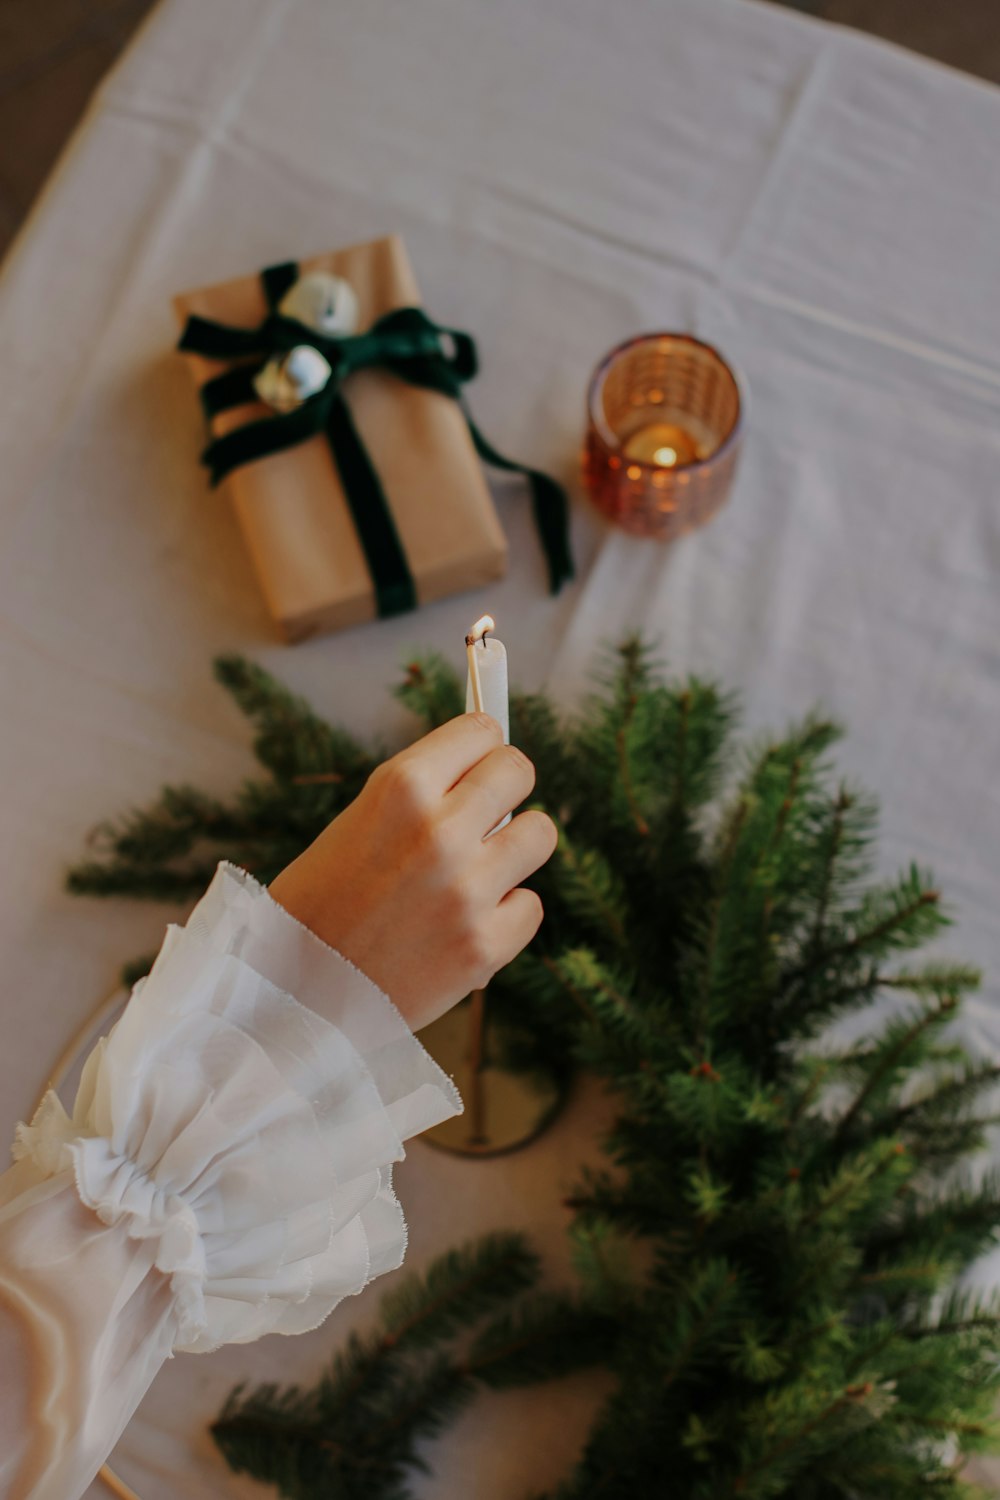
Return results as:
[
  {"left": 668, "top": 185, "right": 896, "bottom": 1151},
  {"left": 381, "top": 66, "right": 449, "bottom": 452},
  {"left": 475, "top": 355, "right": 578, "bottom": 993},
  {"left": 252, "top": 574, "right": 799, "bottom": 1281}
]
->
[{"left": 177, "top": 261, "right": 574, "bottom": 617}]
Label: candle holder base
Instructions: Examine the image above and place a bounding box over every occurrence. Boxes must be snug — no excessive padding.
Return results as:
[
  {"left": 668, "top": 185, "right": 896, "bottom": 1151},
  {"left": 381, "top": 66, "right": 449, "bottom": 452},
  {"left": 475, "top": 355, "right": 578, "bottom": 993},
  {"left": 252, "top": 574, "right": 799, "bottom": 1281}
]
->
[{"left": 419, "top": 989, "right": 566, "bottom": 1157}]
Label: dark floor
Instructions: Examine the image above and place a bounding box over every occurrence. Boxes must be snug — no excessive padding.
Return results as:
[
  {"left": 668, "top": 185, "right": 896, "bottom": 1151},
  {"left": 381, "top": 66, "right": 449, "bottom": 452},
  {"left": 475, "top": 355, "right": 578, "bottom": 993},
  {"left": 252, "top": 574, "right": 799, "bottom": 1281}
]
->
[
  {"left": 1, "top": 0, "right": 999, "bottom": 265},
  {"left": 0, "top": 0, "right": 155, "bottom": 258}
]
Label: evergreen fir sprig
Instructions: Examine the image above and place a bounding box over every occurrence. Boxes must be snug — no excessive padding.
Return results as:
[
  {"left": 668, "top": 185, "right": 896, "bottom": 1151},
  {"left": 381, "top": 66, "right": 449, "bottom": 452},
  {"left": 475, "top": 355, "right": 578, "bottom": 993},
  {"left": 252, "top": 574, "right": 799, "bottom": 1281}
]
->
[
  {"left": 394, "top": 652, "right": 465, "bottom": 729},
  {"left": 70, "top": 638, "right": 1000, "bottom": 1499},
  {"left": 377, "top": 1232, "right": 539, "bottom": 1350},
  {"left": 67, "top": 658, "right": 379, "bottom": 903},
  {"left": 213, "top": 655, "right": 373, "bottom": 785},
  {"left": 212, "top": 1235, "right": 610, "bottom": 1499}
]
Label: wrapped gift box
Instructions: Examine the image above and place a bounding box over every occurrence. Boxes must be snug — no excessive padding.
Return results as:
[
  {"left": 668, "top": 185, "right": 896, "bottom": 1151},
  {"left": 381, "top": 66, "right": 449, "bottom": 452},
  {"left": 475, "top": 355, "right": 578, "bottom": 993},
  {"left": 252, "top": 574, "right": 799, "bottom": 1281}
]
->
[{"left": 174, "top": 235, "right": 508, "bottom": 642}]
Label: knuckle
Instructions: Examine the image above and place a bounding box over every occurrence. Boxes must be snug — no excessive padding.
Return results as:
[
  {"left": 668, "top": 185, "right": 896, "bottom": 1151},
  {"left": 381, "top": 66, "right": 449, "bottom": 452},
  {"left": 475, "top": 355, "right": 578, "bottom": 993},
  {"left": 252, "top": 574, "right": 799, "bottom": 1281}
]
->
[
  {"left": 428, "top": 809, "right": 463, "bottom": 863},
  {"left": 510, "top": 890, "right": 544, "bottom": 955},
  {"left": 495, "top": 891, "right": 544, "bottom": 970},
  {"left": 468, "top": 711, "right": 503, "bottom": 742},
  {"left": 370, "top": 753, "right": 403, "bottom": 791},
  {"left": 443, "top": 880, "right": 495, "bottom": 980},
  {"left": 518, "top": 887, "right": 544, "bottom": 932},
  {"left": 376, "top": 753, "right": 428, "bottom": 814},
  {"left": 367, "top": 756, "right": 391, "bottom": 789},
  {"left": 519, "top": 809, "right": 559, "bottom": 860},
  {"left": 442, "top": 875, "right": 476, "bottom": 929},
  {"left": 506, "top": 743, "right": 536, "bottom": 791},
  {"left": 534, "top": 809, "right": 559, "bottom": 844},
  {"left": 462, "top": 922, "right": 495, "bottom": 985}
]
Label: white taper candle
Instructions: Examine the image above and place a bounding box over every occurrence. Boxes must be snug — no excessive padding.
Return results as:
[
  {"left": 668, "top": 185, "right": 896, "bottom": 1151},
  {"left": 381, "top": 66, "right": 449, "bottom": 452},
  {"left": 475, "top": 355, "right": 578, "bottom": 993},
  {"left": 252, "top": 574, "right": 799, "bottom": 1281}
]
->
[
  {"left": 465, "top": 618, "right": 509, "bottom": 743},
  {"left": 465, "top": 616, "right": 510, "bottom": 830}
]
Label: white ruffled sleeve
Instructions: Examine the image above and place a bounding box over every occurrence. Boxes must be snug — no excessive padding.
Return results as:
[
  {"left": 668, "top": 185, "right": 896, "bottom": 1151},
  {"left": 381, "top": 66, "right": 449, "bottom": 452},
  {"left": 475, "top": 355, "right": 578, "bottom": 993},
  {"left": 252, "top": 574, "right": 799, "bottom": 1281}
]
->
[{"left": 0, "top": 862, "right": 461, "bottom": 1500}]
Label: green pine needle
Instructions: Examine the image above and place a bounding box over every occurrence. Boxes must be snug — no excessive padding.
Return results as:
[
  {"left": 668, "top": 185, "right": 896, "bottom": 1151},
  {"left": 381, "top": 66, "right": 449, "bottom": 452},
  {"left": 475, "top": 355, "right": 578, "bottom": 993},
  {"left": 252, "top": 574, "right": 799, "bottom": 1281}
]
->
[
  {"left": 67, "top": 639, "right": 1000, "bottom": 1500},
  {"left": 378, "top": 1232, "right": 540, "bottom": 1350}
]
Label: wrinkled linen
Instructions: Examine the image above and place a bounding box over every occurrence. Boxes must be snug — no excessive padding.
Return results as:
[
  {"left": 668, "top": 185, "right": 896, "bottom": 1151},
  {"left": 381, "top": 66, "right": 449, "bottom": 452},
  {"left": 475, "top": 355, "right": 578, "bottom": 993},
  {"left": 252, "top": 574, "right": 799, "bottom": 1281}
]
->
[
  {"left": 0, "top": 864, "right": 461, "bottom": 1500},
  {"left": 6, "top": 0, "right": 1000, "bottom": 1494}
]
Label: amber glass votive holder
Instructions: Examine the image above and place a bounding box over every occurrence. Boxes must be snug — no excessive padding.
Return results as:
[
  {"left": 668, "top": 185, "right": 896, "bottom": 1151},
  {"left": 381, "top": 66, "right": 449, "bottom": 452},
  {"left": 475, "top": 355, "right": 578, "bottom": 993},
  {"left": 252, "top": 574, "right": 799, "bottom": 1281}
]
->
[{"left": 584, "top": 333, "right": 744, "bottom": 540}]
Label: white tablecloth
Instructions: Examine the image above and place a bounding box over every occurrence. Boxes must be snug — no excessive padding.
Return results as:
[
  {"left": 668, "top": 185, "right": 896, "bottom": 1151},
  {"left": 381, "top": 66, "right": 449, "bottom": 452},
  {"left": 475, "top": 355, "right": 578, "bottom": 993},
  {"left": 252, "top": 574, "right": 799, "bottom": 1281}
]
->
[{"left": 3, "top": 0, "right": 1000, "bottom": 1493}]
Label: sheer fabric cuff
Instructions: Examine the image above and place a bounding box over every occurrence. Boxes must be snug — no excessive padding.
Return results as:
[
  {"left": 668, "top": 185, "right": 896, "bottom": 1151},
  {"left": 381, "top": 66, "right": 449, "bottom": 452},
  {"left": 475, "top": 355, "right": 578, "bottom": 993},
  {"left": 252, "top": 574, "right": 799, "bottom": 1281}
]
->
[{"left": 14, "top": 862, "right": 462, "bottom": 1354}]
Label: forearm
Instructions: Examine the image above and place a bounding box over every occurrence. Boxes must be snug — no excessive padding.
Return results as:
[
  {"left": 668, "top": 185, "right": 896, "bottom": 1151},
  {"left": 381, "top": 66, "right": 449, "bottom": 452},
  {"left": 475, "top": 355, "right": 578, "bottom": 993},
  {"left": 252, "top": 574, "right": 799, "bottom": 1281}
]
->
[
  {"left": 0, "top": 864, "right": 460, "bottom": 1500},
  {"left": 0, "top": 1173, "right": 176, "bottom": 1499}
]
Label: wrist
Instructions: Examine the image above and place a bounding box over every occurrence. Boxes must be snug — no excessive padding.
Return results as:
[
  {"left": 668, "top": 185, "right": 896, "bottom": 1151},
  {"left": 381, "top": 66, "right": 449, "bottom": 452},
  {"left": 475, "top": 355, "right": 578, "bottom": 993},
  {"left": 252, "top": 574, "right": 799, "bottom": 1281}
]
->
[{"left": 267, "top": 862, "right": 326, "bottom": 942}]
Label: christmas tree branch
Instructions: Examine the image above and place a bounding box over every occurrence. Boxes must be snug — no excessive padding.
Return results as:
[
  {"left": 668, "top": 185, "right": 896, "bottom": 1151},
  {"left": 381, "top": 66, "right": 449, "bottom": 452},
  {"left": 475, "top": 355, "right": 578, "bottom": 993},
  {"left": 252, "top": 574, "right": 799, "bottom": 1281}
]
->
[
  {"left": 732, "top": 1383, "right": 875, "bottom": 1495},
  {"left": 809, "top": 788, "right": 852, "bottom": 951},
  {"left": 616, "top": 712, "right": 649, "bottom": 838},
  {"left": 834, "top": 997, "right": 958, "bottom": 1144},
  {"left": 661, "top": 1263, "right": 738, "bottom": 1390},
  {"left": 803, "top": 883, "right": 942, "bottom": 981},
  {"left": 67, "top": 639, "right": 1000, "bottom": 1500}
]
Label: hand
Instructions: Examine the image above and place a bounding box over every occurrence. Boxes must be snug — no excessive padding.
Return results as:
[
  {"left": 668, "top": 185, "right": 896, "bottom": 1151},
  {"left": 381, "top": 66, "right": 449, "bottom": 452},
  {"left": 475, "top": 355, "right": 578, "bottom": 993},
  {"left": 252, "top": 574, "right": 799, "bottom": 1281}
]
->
[{"left": 268, "top": 713, "right": 558, "bottom": 1031}]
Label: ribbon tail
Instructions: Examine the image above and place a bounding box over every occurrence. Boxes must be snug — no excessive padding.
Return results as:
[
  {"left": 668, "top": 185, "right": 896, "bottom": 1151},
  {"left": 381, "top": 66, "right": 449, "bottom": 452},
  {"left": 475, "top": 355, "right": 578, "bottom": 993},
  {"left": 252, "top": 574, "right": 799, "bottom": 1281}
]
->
[
  {"left": 261, "top": 262, "right": 300, "bottom": 309},
  {"left": 199, "top": 363, "right": 264, "bottom": 419},
  {"left": 324, "top": 395, "right": 417, "bottom": 619},
  {"left": 201, "top": 401, "right": 327, "bottom": 486},
  {"left": 176, "top": 262, "right": 300, "bottom": 359},
  {"left": 465, "top": 415, "right": 574, "bottom": 594},
  {"left": 178, "top": 316, "right": 266, "bottom": 359}
]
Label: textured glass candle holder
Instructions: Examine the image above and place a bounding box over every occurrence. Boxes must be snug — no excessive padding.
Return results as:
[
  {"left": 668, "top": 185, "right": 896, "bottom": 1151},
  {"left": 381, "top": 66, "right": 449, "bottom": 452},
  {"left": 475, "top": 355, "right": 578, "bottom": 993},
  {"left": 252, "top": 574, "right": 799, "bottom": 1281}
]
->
[{"left": 584, "top": 333, "right": 744, "bottom": 540}]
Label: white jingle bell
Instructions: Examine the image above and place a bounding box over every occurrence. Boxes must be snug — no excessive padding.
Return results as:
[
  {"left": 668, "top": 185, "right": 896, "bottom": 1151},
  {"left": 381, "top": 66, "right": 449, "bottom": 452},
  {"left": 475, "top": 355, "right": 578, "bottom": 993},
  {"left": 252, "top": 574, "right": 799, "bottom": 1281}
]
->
[
  {"left": 278, "top": 272, "right": 359, "bottom": 337},
  {"left": 253, "top": 344, "right": 333, "bottom": 413}
]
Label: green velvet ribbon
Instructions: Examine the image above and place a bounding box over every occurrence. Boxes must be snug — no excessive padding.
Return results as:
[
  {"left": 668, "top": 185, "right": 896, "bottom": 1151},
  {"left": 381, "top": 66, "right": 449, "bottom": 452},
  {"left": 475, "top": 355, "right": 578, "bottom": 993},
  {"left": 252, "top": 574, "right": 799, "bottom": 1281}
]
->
[{"left": 177, "top": 261, "right": 574, "bottom": 617}]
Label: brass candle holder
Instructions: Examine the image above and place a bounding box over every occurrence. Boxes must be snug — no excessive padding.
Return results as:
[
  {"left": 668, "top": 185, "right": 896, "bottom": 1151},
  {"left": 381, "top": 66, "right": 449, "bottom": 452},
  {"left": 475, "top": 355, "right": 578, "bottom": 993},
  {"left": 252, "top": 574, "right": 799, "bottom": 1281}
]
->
[{"left": 419, "top": 987, "right": 564, "bottom": 1157}]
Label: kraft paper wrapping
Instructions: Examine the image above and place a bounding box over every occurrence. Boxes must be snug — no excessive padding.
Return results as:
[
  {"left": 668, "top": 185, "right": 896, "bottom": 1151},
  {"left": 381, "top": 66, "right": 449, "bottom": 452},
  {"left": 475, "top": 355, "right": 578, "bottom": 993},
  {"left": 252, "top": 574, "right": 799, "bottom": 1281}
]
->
[{"left": 174, "top": 236, "right": 508, "bottom": 641}]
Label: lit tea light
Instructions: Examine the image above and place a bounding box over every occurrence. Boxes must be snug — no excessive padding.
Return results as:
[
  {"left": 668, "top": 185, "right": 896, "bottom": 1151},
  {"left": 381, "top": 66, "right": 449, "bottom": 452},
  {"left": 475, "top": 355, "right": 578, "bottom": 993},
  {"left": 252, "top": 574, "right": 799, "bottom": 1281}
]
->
[
  {"left": 583, "top": 332, "right": 744, "bottom": 540},
  {"left": 622, "top": 422, "right": 702, "bottom": 469}
]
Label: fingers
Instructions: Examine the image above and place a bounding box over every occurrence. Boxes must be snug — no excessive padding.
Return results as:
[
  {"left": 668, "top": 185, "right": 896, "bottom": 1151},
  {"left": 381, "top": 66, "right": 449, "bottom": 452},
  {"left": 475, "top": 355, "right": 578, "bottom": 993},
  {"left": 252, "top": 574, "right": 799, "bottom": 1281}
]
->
[
  {"left": 482, "top": 808, "right": 558, "bottom": 897},
  {"left": 489, "top": 886, "right": 546, "bottom": 972},
  {"left": 383, "top": 712, "right": 504, "bottom": 799},
  {"left": 449, "top": 743, "right": 536, "bottom": 834}
]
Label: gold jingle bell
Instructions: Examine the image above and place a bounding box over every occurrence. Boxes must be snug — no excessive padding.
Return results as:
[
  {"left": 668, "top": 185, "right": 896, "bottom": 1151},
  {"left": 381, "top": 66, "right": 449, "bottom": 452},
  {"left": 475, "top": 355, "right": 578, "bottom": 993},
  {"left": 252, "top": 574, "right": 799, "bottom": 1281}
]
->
[
  {"left": 279, "top": 271, "right": 359, "bottom": 337},
  {"left": 252, "top": 344, "right": 333, "bottom": 413}
]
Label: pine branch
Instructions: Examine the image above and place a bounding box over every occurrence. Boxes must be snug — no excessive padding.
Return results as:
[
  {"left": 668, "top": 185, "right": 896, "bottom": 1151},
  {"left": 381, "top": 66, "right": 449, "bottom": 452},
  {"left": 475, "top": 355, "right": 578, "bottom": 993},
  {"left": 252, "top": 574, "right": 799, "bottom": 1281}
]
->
[
  {"left": 693, "top": 795, "right": 750, "bottom": 1050},
  {"left": 797, "top": 869, "right": 945, "bottom": 984},
  {"left": 550, "top": 833, "right": 629, "bottom": 955},
  {"left": 809, "top": 788, "right": 852, "bottom": 950},
  {"left": 394, "top": 653, "right": 465, "bottom": 729},
  {"left": 465, "top": 1295, "right": 617, "bottom": 1386},
  {"left": 68, "top": 636, "right": 1000, "bottom": 1500},
  {"left": 329, "top": 1234, "right": 539, "bottom": 1415},
  {"left": 732, "top": 1383, "right": 877, "bottom": 1495},
  {"left": 660, "top": 1260, "right": 739, "bottom": 1390},
  {"left": 903, "top": 1287, "right": 1000, "bottom": 1341},
  {"left": 834, "top": 997, "right": 959, "bottom": 1144},
  {"left": 615, "top": 694, "right": 650, "bottom": 839},
  {"left": 886, "top": 1060, "right": 1000, "bottom": 1135},
  {"left": 793, "top": 1139, "right": 913, "bottom": 1251},
  {"left": 508, "top": 690, "right": 576, "bottom": 813},
  {"left": 379, "top": 1233, "right": 539, "bottom": 1350},
  {"left": 879, "top": 963, "right": 982, "bottom": 997},
  {"left": 215, "top": 655, "right": 371, "bottom": 784},
  {"left": 66, "top": 860, "right": 221, "bottom": 900}
]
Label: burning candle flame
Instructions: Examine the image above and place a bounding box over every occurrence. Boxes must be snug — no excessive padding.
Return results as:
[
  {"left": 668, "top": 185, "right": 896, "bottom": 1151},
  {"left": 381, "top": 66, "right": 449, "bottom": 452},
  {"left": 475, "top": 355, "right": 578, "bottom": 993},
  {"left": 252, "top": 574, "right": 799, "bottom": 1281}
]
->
[{"left": 466, "top": 614, "right": 494, "bottom": 646}]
